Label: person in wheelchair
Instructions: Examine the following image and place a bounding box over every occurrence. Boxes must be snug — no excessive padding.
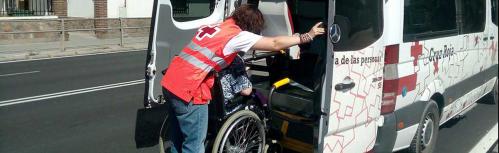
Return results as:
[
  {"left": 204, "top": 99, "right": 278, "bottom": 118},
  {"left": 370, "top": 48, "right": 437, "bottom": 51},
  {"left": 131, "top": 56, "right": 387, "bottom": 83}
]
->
[
  {"left": 161, "top": 4, "right": 324, "bottom": 153},
  {"left": 218, "top": 55, "right": 253, "bottom": 101}
]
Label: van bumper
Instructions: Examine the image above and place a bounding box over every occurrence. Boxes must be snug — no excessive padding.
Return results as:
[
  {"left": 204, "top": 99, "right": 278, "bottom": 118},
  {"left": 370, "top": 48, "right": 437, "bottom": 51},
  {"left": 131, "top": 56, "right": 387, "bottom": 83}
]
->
[
  {"left": 374, "top": 113, "right": 397, "bottom": 153},
  {"left": 374, "top": 100, "right": 427, "bottom": 152}
]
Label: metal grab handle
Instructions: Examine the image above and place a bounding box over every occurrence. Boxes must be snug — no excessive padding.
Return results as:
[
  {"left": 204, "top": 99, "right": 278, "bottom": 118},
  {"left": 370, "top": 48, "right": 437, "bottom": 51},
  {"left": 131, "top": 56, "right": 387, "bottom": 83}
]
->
[
  {"left": 268, "top": 78, "right": 292, "bottom": 113},
  {"left": 267, "top": 78, "right": 317, "bottom": 124}
]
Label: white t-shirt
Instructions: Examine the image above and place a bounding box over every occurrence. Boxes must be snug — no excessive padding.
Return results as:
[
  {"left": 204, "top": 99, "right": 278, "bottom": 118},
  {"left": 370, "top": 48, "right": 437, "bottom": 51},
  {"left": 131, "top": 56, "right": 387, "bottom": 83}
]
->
[{"left": 223, "top": 31, "right": 263, "bottom": 56}]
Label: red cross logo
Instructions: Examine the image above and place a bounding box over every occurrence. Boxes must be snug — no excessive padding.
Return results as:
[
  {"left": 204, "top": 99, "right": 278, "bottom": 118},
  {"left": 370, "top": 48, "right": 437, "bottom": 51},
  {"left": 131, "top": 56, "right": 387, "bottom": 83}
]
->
[
  {"left": 433, "top": 59, "right": 439, "bottom": 75},
  {"left": 411, "top": 41, "right": 423, "bottom": 66},
  {"left": 474, "top": 36, "right": 480, "bottom": 46},
  {"left": 196, "top": 25, "right": 221, "bottom": 41}
]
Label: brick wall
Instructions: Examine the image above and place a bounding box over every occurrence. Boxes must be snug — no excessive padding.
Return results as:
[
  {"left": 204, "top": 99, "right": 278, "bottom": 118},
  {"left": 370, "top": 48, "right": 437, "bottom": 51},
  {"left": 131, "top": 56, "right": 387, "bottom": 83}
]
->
[
  {"left": 53, "top": 0, "right": 67, "bottom": 17},
  {"left": 94, "top": 0, "right": 108, "bottom": 38},
  {"left": 0, "top": 20, "right": 61, "bottom": 44}
]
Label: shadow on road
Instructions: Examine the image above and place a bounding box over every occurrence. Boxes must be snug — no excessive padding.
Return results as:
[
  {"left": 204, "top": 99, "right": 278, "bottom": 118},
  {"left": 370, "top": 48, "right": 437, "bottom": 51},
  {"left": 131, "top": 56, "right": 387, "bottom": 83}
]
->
[
  {"left": 477, "top": 93, "right": 497, "bottom": 105},
  {"left": 440, "top": 93, "right": 496, "bottom": 129},
  {"left": 440, "top": 115, "right": 466, "bottom": 129}
]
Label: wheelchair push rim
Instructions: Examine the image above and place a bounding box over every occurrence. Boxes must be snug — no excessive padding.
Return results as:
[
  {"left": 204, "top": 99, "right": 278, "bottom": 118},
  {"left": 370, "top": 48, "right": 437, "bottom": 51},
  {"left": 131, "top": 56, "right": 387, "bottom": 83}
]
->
[{"left": 213, "top": 110, "right": 266, "bottom": 153}]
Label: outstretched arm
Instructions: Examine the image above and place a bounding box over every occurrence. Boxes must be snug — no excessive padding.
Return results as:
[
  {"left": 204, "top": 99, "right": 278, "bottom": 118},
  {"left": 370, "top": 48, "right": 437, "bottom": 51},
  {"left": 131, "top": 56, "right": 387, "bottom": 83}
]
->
[{"left": 250, "top": 22, "right": 325, "bottom": 51}]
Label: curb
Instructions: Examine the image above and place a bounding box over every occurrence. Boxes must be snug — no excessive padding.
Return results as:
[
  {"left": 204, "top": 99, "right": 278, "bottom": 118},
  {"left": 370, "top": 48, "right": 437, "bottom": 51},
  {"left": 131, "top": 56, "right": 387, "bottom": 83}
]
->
[{"left": 0, "top": 45, "right": 147, "bottom": 63}]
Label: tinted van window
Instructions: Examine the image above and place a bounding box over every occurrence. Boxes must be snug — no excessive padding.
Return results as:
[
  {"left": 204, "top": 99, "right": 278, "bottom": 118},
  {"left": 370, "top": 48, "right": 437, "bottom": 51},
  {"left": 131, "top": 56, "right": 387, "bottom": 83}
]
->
[
  {"left": 334, "top": 0, "right": 383, "bottom": 51},
  {"left": 404, "top": 0, "right": 458, "bottom": 41},
  {"left": 172, "top": 0, "right": 215, "bottom": 22},
  {"left": 493, "top": 0, "right": 498, "bottom": 25},
  {"left": 461, "top": 0, "right": 486, "bottom": 34}
]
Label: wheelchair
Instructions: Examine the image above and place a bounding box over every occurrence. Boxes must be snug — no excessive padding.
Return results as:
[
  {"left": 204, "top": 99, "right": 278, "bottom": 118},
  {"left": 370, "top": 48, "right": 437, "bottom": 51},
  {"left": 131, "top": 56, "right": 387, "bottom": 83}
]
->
[
  {"left": 156, "top": 43, "right": 325, "bottom": 153},
  {"left": 205, "top": 37, "right": 326, "bottom": 153}
]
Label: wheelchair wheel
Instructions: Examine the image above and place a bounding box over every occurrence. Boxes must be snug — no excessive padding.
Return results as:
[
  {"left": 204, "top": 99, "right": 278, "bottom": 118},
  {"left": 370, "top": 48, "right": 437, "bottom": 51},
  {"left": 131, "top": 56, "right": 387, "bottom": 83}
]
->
[{"left": 212, "top": 110, "right": 265, "bottom": 153}]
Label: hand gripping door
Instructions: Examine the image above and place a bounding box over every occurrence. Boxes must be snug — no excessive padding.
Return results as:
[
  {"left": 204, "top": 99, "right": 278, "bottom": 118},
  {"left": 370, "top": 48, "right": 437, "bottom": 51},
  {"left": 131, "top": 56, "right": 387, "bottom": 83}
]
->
[{"left": 144, "top": 0, "right": 230, "bottom": 106}]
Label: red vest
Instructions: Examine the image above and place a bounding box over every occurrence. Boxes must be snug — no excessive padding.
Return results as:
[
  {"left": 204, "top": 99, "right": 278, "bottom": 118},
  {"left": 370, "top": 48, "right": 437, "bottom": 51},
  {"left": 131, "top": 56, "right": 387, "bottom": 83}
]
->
[{"left": 161, "top": 19, "right": 242, "bottom": 104}]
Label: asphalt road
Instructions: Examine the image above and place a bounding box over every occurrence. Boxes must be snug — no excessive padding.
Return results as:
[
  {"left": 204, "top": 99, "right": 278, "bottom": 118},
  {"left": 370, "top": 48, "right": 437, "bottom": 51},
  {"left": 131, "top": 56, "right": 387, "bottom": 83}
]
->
[
  {"left": 0, "top": 51, "right": 158, "bottom": 153},
  {"left": 0, "top": 51, "right": 497, "bottom": 153},
  {"left": 0, "top": 51, "right": 145, "bottom": 101},
  {"left": 395, "top": 96, "right": 498, "bottom": 153},
  {"left": 435, "top": 97, "right": 498, "bottom": 153}
]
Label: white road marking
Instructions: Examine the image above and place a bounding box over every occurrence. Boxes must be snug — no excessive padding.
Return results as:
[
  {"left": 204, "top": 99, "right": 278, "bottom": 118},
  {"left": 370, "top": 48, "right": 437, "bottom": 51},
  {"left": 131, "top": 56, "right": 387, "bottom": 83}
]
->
[
  {"left": 0, "top": 71, "right": 40, "bottom": 77},
  {"left": 0, "top": 80, "right": 144, "bottom": 107},
  {"left": 469, "top": 123, "right": 498, "bottom": 153}
]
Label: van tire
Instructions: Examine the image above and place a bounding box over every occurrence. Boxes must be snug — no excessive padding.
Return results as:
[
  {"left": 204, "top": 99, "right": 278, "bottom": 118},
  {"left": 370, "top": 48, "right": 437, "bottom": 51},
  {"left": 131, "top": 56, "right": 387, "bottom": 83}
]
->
[
  {"left": 212, "top": 110, "right": 266, "bottom": 153},
  {"left": 487, "top": 80, "right": 498, "bottom": 104},
  {"left": 408, "top": 100, "right": 440, "bottom": 153}
]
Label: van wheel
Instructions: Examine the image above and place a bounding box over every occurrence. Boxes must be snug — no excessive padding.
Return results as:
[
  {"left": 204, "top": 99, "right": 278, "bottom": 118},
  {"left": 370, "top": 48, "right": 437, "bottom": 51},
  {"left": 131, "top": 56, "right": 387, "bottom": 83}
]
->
[
  {"left": 409, "top": 100, "right": 440, "bottom": 153},
  {"left": 212, "top": 110, "right": 266, "bottom": 153},
  {"left": 488, "top": 80, "right": 498, "bottom": 104}
]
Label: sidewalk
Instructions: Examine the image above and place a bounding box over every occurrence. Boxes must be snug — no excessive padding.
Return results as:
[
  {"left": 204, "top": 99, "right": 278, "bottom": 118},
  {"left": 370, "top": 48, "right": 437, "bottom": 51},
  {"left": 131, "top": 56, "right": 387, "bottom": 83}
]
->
[{"left": 0, "top": 31, "right": 148, "bottom": 62}]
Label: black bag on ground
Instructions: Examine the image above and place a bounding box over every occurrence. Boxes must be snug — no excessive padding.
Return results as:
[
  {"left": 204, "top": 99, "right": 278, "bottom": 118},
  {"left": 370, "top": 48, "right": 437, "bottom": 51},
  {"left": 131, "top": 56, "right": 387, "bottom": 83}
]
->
[{"left": 134, "top": 103, "right": 169, "bottom": 148}]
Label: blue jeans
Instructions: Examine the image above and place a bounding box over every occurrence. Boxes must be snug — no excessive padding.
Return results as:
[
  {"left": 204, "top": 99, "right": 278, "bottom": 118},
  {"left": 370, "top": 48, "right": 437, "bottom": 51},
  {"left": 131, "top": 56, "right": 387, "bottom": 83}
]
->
[{"left": 163, "top": 88, "right": 208, "bottom": 153}]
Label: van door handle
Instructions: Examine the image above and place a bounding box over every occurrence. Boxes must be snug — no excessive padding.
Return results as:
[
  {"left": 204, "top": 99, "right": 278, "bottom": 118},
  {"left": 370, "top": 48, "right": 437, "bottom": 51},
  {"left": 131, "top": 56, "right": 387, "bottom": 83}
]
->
[
  {"left": 490, "top": 36, "right": 495, "bottom": 40},
  {"left": 483, "top": 37, "right": 489, "bottom": 41},
  {"left": 335, "top": 82, "right": 355, "bottom": 91},
  {"left": 335, "top": 76, "right": 355, "bottom": 92}
]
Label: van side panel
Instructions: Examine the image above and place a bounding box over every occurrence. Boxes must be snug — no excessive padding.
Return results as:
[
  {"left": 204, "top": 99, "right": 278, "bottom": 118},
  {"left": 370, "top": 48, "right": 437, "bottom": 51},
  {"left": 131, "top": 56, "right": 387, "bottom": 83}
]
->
[
  {"left": 439, "top": 0, "right": 498, "bottom": 123},
  {"left": 389, "top": 0, "right": 498, "bottom": 150}
]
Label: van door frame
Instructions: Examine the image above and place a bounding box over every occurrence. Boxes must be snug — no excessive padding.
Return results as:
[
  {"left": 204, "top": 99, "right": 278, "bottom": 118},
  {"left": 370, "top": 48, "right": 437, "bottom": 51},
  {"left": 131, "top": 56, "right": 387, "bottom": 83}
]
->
[
  {"left": 144, "top": 0, "right": 230, "bottom": 106},
  {"left": 316, "top": 0, "right": 335, "bottom": 152}
]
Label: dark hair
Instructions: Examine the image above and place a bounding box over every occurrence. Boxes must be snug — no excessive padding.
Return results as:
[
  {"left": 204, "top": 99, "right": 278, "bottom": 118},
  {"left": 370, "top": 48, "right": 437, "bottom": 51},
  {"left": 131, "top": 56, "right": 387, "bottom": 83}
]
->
[{"left": 230, "top": 4, "right": 265, "bottom": 34}]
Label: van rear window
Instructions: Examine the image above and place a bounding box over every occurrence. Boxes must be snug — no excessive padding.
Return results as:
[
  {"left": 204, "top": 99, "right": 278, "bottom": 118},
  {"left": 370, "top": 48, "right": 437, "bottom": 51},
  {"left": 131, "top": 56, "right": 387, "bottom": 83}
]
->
[{"left": 172, "top": 0, "right": 215, "bottom": 22}]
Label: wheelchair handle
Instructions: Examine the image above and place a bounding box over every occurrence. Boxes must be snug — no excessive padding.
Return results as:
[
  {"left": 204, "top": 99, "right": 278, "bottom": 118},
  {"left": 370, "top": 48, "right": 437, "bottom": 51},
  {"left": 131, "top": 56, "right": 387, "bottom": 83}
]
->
[{"left": 244, "top": 50, "right": 286, "bottom": 62}]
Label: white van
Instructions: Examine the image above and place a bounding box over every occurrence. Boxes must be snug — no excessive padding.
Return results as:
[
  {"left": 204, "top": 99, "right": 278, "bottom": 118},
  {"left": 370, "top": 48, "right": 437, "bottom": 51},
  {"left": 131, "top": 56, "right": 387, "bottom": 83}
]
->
[{"left": 144, "top": 0, "right": 498, "bottom": 152}]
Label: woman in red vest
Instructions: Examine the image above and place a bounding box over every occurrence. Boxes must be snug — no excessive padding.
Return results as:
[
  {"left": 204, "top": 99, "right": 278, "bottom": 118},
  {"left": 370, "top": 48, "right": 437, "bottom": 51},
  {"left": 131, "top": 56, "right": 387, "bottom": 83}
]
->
[{"left": 161, "top": 4, "right": 324, "bottom": 153}]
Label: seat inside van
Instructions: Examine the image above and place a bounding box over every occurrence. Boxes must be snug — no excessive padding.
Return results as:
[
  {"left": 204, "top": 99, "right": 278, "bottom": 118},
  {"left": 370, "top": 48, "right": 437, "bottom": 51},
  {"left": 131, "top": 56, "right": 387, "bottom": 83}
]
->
[{"left": 251, "top": 0, "right": 327, "bottom": 119}]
